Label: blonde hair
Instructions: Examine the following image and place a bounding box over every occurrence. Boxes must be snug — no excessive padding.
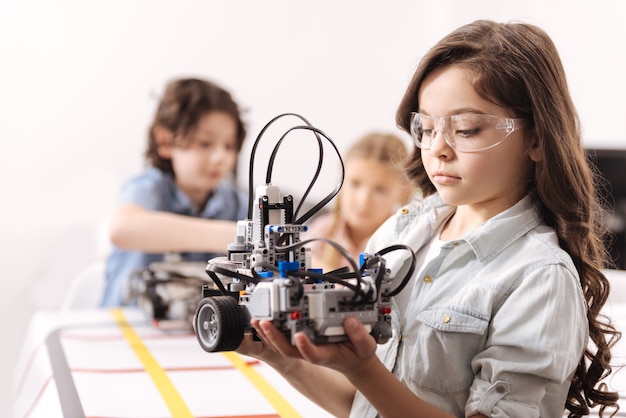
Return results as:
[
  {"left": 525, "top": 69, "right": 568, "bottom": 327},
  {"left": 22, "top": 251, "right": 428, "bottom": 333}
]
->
[{"left": 320, "top": 132, "right": 412, "bottom": 270}]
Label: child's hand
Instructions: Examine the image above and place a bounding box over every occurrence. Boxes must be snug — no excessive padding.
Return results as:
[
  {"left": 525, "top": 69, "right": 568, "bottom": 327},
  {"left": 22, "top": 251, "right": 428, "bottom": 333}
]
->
[
  {"left": 235, "top": 329, "right": 279, "bottom": 359},
  {"left": 241, "top": 319, "right": 304, "bottom": 359},
  {"left": 251, "top": 316, "right": 379, "bottom": 378}
]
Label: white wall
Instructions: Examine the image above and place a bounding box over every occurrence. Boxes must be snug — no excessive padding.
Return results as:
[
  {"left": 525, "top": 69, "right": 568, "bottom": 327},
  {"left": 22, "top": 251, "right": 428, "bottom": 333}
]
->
[{"left": 1, "top": 0, "right": 625, "bottom": 415}]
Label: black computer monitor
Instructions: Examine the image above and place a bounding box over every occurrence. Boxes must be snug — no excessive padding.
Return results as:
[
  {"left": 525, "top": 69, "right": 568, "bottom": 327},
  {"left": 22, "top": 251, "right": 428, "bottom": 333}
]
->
[{"left": 586, "top": 148, "right": 626, "bottom": 269}]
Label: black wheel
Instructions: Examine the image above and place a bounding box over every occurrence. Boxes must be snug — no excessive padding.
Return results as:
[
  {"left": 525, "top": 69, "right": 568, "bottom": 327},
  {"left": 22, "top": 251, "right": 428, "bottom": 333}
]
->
[{"left": 195, "top": 296, "right": 246, "bottom": 352}]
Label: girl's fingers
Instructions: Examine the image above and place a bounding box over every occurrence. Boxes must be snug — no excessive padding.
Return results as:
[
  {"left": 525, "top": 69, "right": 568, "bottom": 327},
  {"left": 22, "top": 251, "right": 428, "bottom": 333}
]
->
[
  {"left": 343, "top": 316, "right": 377, "bottom": 358},
  {"left": 293, "top": 331, "right": 320, "bottom": 361},
  {"left": 254, "top": 320, "right": 303, "bottom": 358},
  {"left": 251, "top": 317, "right": 377, "bottom": 366}
]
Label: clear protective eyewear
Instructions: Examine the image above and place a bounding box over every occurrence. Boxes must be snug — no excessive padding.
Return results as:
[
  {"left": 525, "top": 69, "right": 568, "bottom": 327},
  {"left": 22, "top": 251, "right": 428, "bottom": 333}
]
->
[{"left": 410, "top": 112, "right": 527, "bottom": 153}]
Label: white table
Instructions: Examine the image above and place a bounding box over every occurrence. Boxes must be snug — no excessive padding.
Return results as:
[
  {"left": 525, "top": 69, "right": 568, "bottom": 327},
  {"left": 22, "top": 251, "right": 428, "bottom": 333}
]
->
[
  {"left": 13, "top": 305, "right": 626, "bottom": 417},
  {"left": 12, "top": 308, "right": 334, "bottom": 418}
]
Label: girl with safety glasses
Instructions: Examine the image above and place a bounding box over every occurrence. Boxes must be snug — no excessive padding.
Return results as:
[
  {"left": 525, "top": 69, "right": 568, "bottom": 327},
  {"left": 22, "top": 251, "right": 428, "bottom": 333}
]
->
[{"left": 236, "top": 20, "right": 621, "bottom": 418}]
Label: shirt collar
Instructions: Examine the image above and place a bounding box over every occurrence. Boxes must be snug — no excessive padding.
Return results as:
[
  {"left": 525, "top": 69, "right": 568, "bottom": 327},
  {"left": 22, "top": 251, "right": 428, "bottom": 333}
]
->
[{"left": 462, "top": 193, "right": 542, "bottom": 264}]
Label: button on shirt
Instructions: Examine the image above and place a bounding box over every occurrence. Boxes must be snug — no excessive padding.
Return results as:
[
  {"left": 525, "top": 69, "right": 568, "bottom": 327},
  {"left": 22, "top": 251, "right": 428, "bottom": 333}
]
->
[
  {"left": 350, "top": 193, "right": 588, "bottom": 418},
  {"left": 101, "top": 167, "right": 248, "bottom": 307}
]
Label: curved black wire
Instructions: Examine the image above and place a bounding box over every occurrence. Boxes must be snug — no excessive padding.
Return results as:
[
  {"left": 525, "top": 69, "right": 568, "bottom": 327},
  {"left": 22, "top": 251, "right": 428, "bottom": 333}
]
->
[
  {"left": 373, "top": 244, "right": 416, "bottom": 297},
  {"left": 207, "top": 238, "right": 416, "bottom": 301},
  {"left": 249, "top": 262, "right": 279, "bottom": 282},
  {"left": 207, "top": 241, "right": 416, "bottom": 303},
  {"left": 276, "top": 239, "right": 417, "bottom": 300},
  {"left": 288, "top": 269, "right": 373, "bottom": 304},
  {"left": 246, "top": 113, "right": 319, "bottom": 219},
  {"left": 276, "top": 237, "right": 360, "bottom": 275},
  {"left": 250, "top": 262, "right": 308, "bottom": 300},
  {"left": 361, "top": 255, "right": 387, "bottom": 296},
  {"left": 264, "top": 125, "right": 345, "bottom": 224},
  {"left": 206, "top": 270, "right": 229, "bottom": 295},
  {"left": 247, "top": 113, "right": 311, "bottom": 218},
  {"left": 245, "top": 113, "right": 344, "bottom": 225},
  {"left": 206, "top": 262, "right": 260, "bottom": 295},
  {"left": 264, "top": 123, "right": 325, "bottom": 221}
]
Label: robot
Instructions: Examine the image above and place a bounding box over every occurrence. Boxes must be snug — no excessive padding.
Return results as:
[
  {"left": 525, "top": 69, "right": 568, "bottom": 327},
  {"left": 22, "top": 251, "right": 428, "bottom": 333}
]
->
[{"left": 194, "top": 114, "right": 415, "bottom": 352}]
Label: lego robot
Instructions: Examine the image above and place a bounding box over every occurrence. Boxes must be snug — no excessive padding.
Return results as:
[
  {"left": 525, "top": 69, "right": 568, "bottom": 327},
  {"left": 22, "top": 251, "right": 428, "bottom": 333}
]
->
[{"left": 194, "top": 114, "right": 415, "bottom": 352}]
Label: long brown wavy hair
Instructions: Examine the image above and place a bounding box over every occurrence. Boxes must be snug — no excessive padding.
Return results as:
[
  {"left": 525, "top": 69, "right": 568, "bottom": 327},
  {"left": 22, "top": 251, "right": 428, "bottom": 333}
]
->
[{"left": 396, "top": 20, "right": 621, "bottom": 417}]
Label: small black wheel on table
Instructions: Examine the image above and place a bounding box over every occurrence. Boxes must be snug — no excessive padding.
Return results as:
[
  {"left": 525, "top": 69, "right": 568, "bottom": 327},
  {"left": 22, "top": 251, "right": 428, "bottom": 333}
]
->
[{"left": 195, "top": 296, "right": 246, "bottom": 352}]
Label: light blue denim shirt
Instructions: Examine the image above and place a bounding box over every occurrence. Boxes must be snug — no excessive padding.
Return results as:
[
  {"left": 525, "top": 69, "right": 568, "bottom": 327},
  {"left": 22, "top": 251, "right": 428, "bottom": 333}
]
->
[
  {"left": 101, "top": 167, "right": 248, "bottom": 307},
  {"left": 351, "top": 193, "right": 588, "bottom": 418}
]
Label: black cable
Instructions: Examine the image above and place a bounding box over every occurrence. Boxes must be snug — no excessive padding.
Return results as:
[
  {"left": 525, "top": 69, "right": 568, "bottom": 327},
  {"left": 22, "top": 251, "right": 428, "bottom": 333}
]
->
[
  {"left": 246, "top": 113, "right": 320, "bottom": 219},
  {"left": 250, "top": 262, "right": 279, "bottom": 282},
  {"left": 274, "top": 239, "right": 417, "bottom": 302},
  {"left": 274, "top": 237, "right": 380, "bottom": 304},
  {"left": 252, "top": 262, "right": 307, "bottom": 301},
  {"left": 205, "top": 262, "right": 261, "bottom": 295},
  {"left": 264, "top": 124, "right": 325, "bottom": 219},
  {"left": 276, "top": 237, "right": 360, "bottom": 275},
  {"left": 263, "top": 124, "right": 344, "bottom": 224},
  {"left": 245, "top": 113, "right": 344, "bottom": 226},
  {"left": 251, "top": 260, "right": 365, "bottom": 296},
  {"left": 374, "top": 244, "right": 416, "bottom": 297},
  {"left": 292, "top": 125, "right": 344, "bottom": 224},
  {"left": 361, "top": 255, "right": 387, "bottom": 295},
  {"left": 206, "top": 270, "right": 229, "bottom": 295}
]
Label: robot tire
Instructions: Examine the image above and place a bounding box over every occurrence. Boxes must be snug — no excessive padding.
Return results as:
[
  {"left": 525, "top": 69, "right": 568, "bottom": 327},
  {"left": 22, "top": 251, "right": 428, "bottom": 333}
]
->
[{"left": 195, "top": 296, "right": 247, "bottom": 352}]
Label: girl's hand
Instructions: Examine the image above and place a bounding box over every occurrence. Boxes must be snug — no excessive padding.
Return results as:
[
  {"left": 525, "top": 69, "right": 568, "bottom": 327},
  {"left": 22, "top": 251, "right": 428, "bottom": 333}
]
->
[
  {"left": 251, "top": 316, "right": 379, "bottom": 378},
  {"left": 240, "top": 319, "right": 304, "bottom": 359},
  {"left": 234, "top": 329, "right": 278, "bottom": 359}
]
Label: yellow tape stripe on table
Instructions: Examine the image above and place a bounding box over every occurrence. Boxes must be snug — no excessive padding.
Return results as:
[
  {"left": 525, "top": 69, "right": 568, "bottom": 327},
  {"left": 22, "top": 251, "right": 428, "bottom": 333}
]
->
[
  {"left": 111, "top": 308, "right": 194, "bottom": 418},
  {"left": 222, "top": 351, "right": 302, "bottom": 418},
  {"left": 112, "top": 308, "right": 301, "bottom": 418}
]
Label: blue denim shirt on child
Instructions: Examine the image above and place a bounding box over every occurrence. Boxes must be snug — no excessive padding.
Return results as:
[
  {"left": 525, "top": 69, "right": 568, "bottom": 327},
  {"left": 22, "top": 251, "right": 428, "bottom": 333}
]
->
[
  {"left": 101, "top": 167, "right": 247, "bottom": 307},
  {"left": 350, "top": 193, "right": 588, "bottom": 418}
]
